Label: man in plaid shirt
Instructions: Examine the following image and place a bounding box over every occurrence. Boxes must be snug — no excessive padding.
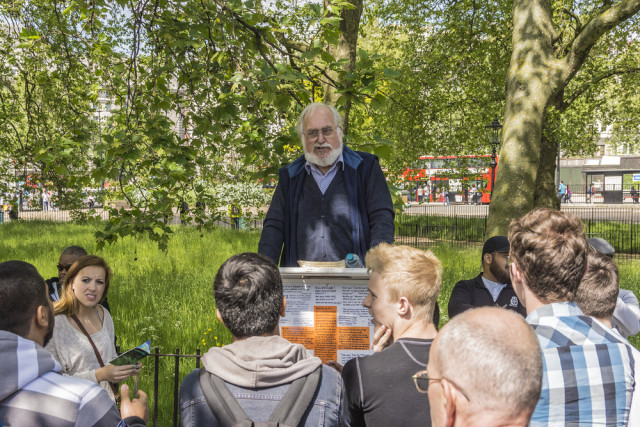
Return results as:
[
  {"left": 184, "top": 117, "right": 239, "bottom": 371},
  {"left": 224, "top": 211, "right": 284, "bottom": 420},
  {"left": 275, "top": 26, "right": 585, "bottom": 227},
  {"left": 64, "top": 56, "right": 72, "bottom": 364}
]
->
[{"left": 508, "top": 208, "right": 635, "bottom": 426}]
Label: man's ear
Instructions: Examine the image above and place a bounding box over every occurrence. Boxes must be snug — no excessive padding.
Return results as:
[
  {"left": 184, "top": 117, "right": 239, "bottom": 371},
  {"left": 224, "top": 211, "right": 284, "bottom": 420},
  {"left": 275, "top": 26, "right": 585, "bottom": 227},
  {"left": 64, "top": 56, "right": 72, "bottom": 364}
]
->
[
  {"left": 280, "top": 296, "right": 287, "bottom": 318},
  {"left": 441, "top": 380, "right": 458, "bottom": 427},
  {"left": 510, "top": 260, "right": 523, "bottom": 285},
  {"left": 36, "top": 305, "right": 50, "bottom": 328},
  {"left": 483, "top": 252, "right": 492, "bottom": 267},
  {"left": 397, "top": 297, "right": 411, "bottom": 316},
  {"left": 28, "top": 305, "right": 52, "bottom": 347},
  {"left": 216, "top": 309, "right": 226, "bottom": 328}
]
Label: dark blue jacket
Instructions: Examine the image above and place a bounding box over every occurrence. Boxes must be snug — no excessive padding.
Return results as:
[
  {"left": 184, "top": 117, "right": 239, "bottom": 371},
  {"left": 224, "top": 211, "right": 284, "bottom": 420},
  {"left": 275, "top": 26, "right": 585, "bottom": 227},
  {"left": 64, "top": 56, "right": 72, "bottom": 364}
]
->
[
  {"left": 448, "top": 273, "right": 526, "bottom": 318},
  {"left": 258, "top": 146, "right": 395, "bottom": 267}
]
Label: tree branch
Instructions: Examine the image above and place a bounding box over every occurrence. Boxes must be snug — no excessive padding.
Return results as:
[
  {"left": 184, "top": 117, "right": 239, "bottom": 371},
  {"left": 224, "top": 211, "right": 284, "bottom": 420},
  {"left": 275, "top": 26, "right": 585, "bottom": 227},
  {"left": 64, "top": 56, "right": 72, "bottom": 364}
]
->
[
  {"left": 561, "top": 7, "right": 583, "bottom": 32},
  {"left": 563, "top": 66, "right": 640, "bottom": 108},
  {"left": 211, "top": 0, "right": 340, "bottom": 89},
  {"left": 561, "top": 0, "right": 640, "bottom": 86}
]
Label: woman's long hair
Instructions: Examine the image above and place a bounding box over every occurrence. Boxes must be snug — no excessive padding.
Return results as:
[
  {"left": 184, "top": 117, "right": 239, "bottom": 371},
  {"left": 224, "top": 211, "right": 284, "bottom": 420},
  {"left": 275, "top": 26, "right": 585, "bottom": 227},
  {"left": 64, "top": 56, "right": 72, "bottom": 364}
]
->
[{"left": 54, "top": 255, "right": 112, "bottom": 316}]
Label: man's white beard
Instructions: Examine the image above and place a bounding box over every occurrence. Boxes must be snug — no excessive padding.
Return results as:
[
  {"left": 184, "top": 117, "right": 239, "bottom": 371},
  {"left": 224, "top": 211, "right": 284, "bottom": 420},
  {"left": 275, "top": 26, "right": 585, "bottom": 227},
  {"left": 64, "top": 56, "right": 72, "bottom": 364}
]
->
[{"left": 304, "top": 141, "right": 343, "bottom": 168}]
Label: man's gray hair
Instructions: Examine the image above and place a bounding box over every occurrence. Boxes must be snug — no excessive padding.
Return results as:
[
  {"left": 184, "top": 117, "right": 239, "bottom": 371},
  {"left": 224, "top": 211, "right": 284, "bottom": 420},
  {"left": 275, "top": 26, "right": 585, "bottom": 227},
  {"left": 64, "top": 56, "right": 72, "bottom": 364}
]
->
[
  {"left": 295, "top": 103, "right": 343, "bottom": 141},
  {"left": 435, "top": 307, "right": 542, "bottom": 419}
]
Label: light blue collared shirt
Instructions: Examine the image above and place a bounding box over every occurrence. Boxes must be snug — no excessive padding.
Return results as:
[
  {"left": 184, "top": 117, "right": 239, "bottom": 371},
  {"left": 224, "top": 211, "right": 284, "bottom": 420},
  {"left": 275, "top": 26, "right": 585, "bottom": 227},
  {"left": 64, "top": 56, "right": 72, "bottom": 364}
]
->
[{"left": 304, "top": 153, "right": 344, "bottom": 194}]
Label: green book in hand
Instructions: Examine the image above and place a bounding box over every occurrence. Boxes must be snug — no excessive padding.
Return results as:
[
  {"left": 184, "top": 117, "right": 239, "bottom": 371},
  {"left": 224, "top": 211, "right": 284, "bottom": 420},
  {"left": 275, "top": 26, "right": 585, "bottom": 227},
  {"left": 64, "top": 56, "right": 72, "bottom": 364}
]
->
[{"left": 109, "top": 340, "right": 151, "bottom": 366}]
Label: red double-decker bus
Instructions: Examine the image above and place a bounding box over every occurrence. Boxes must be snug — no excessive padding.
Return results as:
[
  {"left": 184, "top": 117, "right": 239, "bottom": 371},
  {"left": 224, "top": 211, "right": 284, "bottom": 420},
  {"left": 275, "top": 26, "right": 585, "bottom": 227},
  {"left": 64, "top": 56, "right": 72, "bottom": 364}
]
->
[{"left": 401, "top": 154, "right": 498, "bottom": 204}]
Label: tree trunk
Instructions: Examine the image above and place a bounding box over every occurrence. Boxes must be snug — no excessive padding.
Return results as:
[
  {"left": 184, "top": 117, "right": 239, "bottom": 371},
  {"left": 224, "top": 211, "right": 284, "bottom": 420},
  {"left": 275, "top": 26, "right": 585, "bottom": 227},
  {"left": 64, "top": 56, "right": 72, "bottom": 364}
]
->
[
  {"left": 322, "top": 0, "right": 363, "bottom": 135},
  {"left": 486, "top": 0, "right": 557, "bottom": 236},
  {"left": 533, "top": 132, "right": 561, "bottom": 209}
]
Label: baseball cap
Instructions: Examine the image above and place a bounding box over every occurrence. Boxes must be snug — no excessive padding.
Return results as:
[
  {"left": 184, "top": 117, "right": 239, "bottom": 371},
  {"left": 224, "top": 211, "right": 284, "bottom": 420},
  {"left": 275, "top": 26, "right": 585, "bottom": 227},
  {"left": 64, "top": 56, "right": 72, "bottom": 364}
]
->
[
  {"left": 482, "top": 236, "right": 510, "bottom": 257},
  {"left": 587, "top": 237, "right": 615, "bottom": 258}
]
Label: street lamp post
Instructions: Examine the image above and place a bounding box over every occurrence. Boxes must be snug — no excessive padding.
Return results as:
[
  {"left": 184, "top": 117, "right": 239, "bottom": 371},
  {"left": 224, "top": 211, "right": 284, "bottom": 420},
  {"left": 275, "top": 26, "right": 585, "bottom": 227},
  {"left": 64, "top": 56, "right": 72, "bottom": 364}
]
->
[{"left": 485, "top": 116, "right": 503, "bottom": 199}]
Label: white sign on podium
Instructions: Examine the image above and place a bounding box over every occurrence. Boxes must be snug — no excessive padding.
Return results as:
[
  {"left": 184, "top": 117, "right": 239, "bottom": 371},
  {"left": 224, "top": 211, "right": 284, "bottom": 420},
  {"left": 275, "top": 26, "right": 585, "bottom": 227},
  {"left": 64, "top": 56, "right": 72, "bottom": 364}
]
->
[{"left": 279, "top": 267, "right": 374, "bottom": 365}]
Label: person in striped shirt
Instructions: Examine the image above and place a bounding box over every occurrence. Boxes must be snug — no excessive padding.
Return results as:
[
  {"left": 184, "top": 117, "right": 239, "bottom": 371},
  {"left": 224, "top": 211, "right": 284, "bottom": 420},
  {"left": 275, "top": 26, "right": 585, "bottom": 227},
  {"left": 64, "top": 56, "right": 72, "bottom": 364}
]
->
[{"left": 0, "top": 260, "right": 148, "bottom": 427}]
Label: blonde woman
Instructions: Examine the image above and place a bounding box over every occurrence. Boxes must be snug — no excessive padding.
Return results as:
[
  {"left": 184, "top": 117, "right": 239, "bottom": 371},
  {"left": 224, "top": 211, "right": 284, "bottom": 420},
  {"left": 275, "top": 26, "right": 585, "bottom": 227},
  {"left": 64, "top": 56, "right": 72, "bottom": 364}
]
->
[{"left": 46, "top": 255, "right": 140, "bottom": 401}]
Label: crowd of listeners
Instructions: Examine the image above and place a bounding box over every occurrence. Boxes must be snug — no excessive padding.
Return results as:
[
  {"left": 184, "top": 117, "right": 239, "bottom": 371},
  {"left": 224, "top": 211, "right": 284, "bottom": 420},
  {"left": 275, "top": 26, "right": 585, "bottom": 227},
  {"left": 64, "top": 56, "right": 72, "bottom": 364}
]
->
[{"left": 2, "top": 207, "right": 640, "bottom": 426}]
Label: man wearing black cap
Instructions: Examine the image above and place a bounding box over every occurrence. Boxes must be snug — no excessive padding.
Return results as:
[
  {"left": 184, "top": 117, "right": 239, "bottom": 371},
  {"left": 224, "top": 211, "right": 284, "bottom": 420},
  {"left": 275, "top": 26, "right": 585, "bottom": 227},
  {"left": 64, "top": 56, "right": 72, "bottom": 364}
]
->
[{"left": 448, "top": 236, "right": 526, "bottom": 317}]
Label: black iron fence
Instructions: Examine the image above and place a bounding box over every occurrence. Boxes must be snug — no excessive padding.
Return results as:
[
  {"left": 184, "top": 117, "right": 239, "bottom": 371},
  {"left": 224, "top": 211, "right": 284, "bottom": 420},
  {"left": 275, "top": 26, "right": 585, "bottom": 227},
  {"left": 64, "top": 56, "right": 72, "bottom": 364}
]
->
[
  {"left": 3, "top": 204, "right": 639, "bottom": 255},
  {"left": 148, "top": 348, "right": 202, "bottom": 427},
  {"left": 395, "top": 204, "right": 640, "bottom": 255},
  {"left": 395, "top": 204, "right": 487, "bottom": 249},
  {"left": 0, "top": 206, "right": 110, "bottom": 223},
  {"left": 0, "top": 207, "right": 265, "bottom": 229}
]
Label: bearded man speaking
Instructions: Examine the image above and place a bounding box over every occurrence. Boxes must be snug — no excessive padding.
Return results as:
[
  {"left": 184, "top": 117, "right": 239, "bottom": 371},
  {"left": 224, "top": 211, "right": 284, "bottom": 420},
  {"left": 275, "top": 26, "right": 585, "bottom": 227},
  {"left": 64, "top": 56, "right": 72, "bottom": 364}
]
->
[
  {"left": 447, "top": 236, "right": 526, "bottom": 317},
  {"left": 258, "top": 103, "right": 395, "bottom": 267}
]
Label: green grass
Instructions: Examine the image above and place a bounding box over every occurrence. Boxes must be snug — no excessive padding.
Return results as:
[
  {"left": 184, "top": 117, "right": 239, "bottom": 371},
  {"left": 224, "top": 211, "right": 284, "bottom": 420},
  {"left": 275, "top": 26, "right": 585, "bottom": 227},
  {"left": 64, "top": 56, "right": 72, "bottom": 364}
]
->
[
  {"left": 0, "top": 222, "right": 258, "bottom": 426},
  {"left": 1, "top": 221, "right": 640, "bottom": 425}
]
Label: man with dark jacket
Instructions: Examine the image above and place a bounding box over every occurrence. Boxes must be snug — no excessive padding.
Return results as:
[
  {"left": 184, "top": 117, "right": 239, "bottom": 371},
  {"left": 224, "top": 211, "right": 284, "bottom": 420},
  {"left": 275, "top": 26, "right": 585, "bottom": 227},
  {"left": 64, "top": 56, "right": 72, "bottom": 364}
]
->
[
  {"left": 0, "top": 260, "right": 148, "bottom": 426},
  {"left": 448, "top": 236, "right": 525, "bottom": 318},
  {"left": 179, "top": 252, "right": 349, "bottom": 426},
  {"left": 258, "top": 103, "right": 395, "bottom": 267}
]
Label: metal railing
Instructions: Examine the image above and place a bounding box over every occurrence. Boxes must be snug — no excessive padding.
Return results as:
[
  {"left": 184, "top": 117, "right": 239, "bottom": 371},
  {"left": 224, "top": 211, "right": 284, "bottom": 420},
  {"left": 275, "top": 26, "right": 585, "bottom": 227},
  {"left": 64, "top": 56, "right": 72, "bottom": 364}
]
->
[
  {"left": 395, "top": 204, "right": 640, "bottom": 255},
  {"left": 148, "top": 348, "right": 202, "bottom": 427},
  {"left": 0, "top": 207, "right": 265, "bottom": 228},
  {"left": 3, "top": 204, "right": 638, "bottom": 254}
]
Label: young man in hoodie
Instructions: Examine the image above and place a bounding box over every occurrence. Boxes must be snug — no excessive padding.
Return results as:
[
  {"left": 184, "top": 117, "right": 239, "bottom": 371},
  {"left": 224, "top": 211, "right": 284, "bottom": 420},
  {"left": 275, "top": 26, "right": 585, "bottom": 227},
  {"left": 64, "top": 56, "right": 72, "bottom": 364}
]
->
[
  {"left": 0, "top": 260, "right": 148, "bottom": 426},
  {"left": 179, "top": 252, "right": 350, "bottom": 426}
]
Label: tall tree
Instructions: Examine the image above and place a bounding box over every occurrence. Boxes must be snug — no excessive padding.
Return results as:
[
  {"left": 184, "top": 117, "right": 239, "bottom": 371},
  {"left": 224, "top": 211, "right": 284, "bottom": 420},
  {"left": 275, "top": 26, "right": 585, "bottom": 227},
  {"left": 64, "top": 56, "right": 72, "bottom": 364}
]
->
[{"left": 487, "top": 0, "right": 640, "bottom": 235}]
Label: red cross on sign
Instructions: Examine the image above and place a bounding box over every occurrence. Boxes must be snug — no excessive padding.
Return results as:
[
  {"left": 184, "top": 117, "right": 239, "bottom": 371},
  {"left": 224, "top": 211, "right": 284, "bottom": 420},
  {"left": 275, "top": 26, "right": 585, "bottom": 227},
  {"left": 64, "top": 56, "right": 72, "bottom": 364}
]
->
[{"left": 281, "top": 306, "right": 370, "bottom": 363}]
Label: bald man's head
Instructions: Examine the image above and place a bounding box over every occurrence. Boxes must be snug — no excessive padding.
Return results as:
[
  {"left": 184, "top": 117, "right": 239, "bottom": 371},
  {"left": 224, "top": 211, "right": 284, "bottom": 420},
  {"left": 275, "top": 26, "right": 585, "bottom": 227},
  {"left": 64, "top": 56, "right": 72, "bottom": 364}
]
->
[{"left": 428, "top": 307, "right": 542, "bottom": 426}]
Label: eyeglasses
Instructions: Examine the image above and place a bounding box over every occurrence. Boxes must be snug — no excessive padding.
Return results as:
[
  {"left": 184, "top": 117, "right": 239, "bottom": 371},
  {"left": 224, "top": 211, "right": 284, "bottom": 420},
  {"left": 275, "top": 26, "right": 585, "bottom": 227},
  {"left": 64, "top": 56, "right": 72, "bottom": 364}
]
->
[
  {"left": 57, "top": 264, "right": 72, "bottom": 272},
  {"left": 306, "top": 126, "right": 335, "bottom": 140},
  {"left": 412, "top": 369, "right": 471, "bottom": 401}
]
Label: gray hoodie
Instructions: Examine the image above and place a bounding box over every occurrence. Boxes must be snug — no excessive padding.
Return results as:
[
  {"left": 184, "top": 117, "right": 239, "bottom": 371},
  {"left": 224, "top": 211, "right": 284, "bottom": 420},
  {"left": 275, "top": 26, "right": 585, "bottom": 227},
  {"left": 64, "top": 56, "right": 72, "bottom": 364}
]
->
[
  {"left": 201, "top": 335, "right": 322, "bottom": 388},
  {"left": 0, "top": 330, "right": 144, "bottom": 427}
]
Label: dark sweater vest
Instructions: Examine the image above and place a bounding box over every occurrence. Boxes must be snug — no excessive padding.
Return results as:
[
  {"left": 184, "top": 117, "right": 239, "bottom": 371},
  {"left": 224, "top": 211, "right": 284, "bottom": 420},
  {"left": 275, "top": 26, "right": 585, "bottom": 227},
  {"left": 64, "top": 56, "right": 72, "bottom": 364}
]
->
[{"left": 296, "top": 169, "right": 353, "bottom": 262}]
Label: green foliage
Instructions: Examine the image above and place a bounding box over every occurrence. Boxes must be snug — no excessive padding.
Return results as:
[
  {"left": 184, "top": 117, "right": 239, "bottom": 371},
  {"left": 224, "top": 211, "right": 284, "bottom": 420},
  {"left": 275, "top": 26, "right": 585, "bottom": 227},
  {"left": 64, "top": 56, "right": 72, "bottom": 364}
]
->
[
  {"left": 350, "top": 0, "right": 512, "bottom": 174},
  {"left": 0, "top": 0, "right": 388, "bottom": 249},
  {"left": 2, "top": 0, "right": 639, "bottom": 249}
]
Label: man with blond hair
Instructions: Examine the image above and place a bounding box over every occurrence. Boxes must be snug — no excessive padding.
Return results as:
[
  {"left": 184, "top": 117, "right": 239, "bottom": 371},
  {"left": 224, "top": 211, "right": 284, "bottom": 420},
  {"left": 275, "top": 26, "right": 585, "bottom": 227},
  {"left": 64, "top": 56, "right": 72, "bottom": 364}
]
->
[
  {"left": 508, "top": 208, "right": 635, "bottom": 425},
  {"left": 258, "top": 102, "right": 394, "bottom": 267},
  {"left": 341, "top": 243, "right": 441, "bottom": 426},
  {"left": 424, "top": 307, "right": 542, "bottom": 427}
]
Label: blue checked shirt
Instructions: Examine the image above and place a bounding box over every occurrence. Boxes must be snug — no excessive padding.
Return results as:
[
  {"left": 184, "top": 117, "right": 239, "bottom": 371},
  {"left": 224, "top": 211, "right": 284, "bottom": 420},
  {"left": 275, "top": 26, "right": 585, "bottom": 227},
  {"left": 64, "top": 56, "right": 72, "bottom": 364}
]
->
[
  {"left": 305, "top": 154, "right": 344, "bottom": 194},
  {"left": 528, "top": 302, "right": 635, "bottom": 426}
]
